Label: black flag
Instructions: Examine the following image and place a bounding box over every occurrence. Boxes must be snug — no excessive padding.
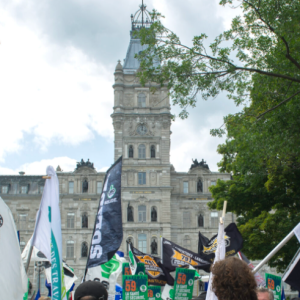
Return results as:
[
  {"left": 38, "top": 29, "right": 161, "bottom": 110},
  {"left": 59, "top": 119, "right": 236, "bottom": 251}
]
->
[
  {"left": 282, "top": 248, "right": 300, "bottom": 291},
  {"left": 198, "top": 223, "right": 243, "bottom": 263},
  {"left": 129, "top": 244, "right": 174, "bottom": 286},
  {"left": 86, "top": 157, "right": 123, "bottom": 270},
  {"left": 162, "top": 238, "right": 211, "bottom": 272}
]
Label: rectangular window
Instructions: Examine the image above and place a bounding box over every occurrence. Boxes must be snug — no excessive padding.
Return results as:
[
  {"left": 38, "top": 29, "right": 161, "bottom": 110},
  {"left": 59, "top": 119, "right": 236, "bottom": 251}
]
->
[
  {"left": 211, "top": 181, "right": 216, "bottom": 186},
  {"left": 211, "top": 212, "right": 219, "bottom": 228},
  {"left": 19, "top": 214, "right": 27, "bottom": 227},
  {"left": 39, "top": 186, "right": 44, "bottom": 194},
  {"left": 21, "top": 186, "right": 28, "bottom": 194},
  {"left": 183, "top": 211, "right": 190, "bottom": 228},
  {"left": 138, "top": 172, "right": 146, "bottom": 185},
  {"left": 183, "top": 182, "right": 189, "bottom": 194},
  {"left": 1, "top": 186, "right": 8, "bottom": 194},
  {"left": 67, "top": 241, "right": 74, "bottom": 258},
  {"left": 138, "top": 205, "right": 146, "bottom": 222},
  {"left": 97, "top": 181, "right": 103, "bottom": 194},
  {"left": 67, "top": 213, "right": 75, "bottom": 229},
  {"left": 69, "top": 181, "right": 74, "bottom": 194},
  {"left": 138, "top": 234, "right": 147, "bottom": 253}
]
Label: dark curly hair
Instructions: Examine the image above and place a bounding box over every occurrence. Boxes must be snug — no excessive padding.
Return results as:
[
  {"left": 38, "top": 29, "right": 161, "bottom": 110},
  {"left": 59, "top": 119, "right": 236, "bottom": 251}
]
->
[{"left": 211, "top": 257, "right": 257, "bottom": 300}]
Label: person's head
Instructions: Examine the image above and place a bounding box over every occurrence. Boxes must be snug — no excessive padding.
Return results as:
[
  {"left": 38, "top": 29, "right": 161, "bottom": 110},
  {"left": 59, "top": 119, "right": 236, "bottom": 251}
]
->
[
  {"left": 38, "top": 297, "right": 51, "bottom": 300},
  {"left": 75, "top": 281, "right": 108, "bottom": 300},
  {"left": 256, "top": 287, "right": 274, "bottom": 300},
  {"left": 211, "top": 256, "right": 258, "bottom": 300}
]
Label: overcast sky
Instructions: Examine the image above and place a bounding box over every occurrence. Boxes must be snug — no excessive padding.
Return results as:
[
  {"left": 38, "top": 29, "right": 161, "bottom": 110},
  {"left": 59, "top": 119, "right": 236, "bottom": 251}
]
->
[{"left": 0, "top": 0, "right": 242, "bottom": 175}]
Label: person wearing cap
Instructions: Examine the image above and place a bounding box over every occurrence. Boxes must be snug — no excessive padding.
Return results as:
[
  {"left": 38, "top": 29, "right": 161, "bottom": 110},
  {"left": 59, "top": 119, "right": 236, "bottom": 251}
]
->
[{"left": 74, "top": 281, "right": 108, "bottom": 300}]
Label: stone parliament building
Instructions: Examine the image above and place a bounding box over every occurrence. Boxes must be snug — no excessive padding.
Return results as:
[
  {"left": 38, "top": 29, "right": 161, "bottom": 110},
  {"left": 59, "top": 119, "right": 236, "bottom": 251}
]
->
[{"left": 1, "top": 3, "right": 241, "bottom": 296}]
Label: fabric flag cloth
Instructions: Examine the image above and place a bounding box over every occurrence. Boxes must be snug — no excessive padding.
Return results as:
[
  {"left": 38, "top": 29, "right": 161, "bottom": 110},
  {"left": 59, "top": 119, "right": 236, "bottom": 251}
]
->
[
  {"left": 31, "top": 166, "right": 67, "bottom": 300},
  {"left": 294, "top": 223, "right": 300, "bottom": 242},
  {"left": 281, "top": 286, "right": 285, "bottom": 300},
  {"left": 86, "top": 252, "right": 126, "bottom": 297},
  {"left": 0, "top": 196, "right": 28, "bottom": 300},
  {"left": 128, "top": 243, "right": 174, "bottom": 286},
  {"left": 282, "top": 247, "right": 300, "bottom": 291},
  {"left": 44, "top": 261, "right": 78, "bottom": 292},
  {"left": 22, "top": 237, "right": 48, "bottom": 263},
  {"left": 162, "top": 238, "right": 211, "bottom": 272},
  {"left": 205, "top": 221, "right": 226, "bottom": 300},
  {"left": 237, "top": 251, "right": 265, "bottom": 286},
  {"left": 86, "top": 157, "right": 123, "bottom": 272},
  {"left": 161, "top": 284, "right": 174, "bottom": 300},
  {"left": 34, "top": 290, "right": 40, "bottom": 300},
  {"left": 198, "top": 223, "right": 243, "bottom": 263}
]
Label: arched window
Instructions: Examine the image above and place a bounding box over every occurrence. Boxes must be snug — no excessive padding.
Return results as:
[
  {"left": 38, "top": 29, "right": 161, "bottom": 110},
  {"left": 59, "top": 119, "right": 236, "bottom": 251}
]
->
[
  {"left": 198, "top": 214, "right": 204, "bottom": 227},
  {"left": 138, "top": 93, "right": 146, "bottom": 107},
  {"left": 183, "top": 235, "right": 191, "bottom": 249},
  {"left": 138, "top": 233, "right": 147, "bottom": 252},
  {"left": 67, "top": 241, "right": 74, "bottom": 258},
  {"left": 82, "top": 213, "right": 88, "bottom": 228},
  {"left": 128, "top": 145, "right": 134, "bottom": 158},
  {"left": 138, "top": 144, "right": 146, "bottom": 159},
  {"left": 151, "top": 207, "right": 157, "bottom": 222},
  {"left": 150, "top": 145, "right": 155, "bottom": 158},
  {"left": 81, "top": 242, "right": 88, "bottom": 257},
  {"left": 138, "top": 205, "right": 146, "bottom": 222}
]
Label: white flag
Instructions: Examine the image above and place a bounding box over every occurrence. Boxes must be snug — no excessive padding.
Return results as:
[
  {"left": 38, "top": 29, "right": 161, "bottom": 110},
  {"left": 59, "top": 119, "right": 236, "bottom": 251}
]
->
[
  {"left": 0, "top": 197, "right": 28, "bottom": 299},
  {"left": 206, "top": 221, "right": 226, "bottom": 300},
  {"left": 31, "top": 166, "right": 67, "bottom": 300}
]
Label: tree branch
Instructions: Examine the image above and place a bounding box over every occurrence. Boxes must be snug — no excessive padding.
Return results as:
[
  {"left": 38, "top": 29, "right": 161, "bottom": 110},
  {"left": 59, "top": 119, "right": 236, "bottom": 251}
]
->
[{"left": 256, "top": 90, "right": 300, "bottom": 119}]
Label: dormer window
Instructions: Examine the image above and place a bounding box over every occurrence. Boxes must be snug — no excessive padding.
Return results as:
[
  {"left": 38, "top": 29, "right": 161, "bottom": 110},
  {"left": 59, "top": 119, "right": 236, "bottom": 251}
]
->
[
  {"left": 21, "top": 185, "right": 28, "bottom": 194},
  {"left": 138, "top": 93, "right": 146, "bottom": 107}
]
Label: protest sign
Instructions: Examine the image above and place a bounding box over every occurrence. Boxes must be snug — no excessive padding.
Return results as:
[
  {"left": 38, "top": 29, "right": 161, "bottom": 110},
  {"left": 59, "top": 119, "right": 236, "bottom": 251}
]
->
[
  {"left": 136, "top": 262, "right": 146, "bottom": 275},
  {"left": 123, "top": 262, "right": 132, "bottom": 276},
  {"left": 173, "top": 268, "right": 196, "bottom": 300},
  {"left": 148, "top": 286, "right": 162, "bottom": 300},
  {"left": 123, "top": 275, "right": 148, "bottom": 300},
  {"left": 265, "top": 273, "right": 282, "bottom": 300}
]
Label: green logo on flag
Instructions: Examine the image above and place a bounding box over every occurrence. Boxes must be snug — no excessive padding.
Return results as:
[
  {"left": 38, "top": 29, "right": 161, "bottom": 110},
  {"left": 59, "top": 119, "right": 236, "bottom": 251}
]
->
[{"left": 107, "top": 185, "right": 116, "bottom": 198}]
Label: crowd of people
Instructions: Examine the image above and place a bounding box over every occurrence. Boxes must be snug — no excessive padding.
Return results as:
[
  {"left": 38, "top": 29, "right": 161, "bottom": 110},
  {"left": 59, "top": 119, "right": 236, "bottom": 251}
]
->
[{"left": 36, "top": 257, "right": 299, "bottom": 300}]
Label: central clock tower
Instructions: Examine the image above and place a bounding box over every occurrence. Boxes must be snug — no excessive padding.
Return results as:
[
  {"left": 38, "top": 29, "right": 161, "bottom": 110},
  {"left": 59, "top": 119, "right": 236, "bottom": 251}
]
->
[{"left": 111, "top": 3, "right": 172, "bottom": 255}]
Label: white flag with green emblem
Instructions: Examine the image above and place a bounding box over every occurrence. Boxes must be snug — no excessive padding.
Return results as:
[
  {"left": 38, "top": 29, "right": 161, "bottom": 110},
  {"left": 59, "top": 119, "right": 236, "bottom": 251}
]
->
[
  {"left": 31, "top": 166, "right": 67, "bottom": 300},
  {"left": 86, "top": 252, "right": 126, "bottom": 297},
  {"left": 128, "top": 243, "right": 137, "bottom": 275}
]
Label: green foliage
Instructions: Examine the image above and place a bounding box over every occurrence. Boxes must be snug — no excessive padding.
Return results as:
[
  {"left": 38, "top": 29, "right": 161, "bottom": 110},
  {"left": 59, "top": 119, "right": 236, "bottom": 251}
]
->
[{"left": 136, "top": 0, "right": 300, "bottom": 119}]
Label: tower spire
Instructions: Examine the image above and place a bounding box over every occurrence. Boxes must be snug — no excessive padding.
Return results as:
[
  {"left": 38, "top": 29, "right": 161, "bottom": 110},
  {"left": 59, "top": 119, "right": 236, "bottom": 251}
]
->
[{"left": 130, "top": 1, "right": 152, "bottom": 33}]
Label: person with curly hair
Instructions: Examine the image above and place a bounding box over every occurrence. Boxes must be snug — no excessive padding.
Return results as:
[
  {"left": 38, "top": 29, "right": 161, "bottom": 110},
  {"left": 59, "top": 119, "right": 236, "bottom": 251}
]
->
[{"left": 211, "top": 256, "right": 258, "bottom": 300}]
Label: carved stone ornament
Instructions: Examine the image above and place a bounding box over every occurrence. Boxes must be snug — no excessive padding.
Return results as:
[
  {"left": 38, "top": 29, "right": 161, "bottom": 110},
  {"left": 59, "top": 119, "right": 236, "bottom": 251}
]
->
[{"left": 129, "top": 121, "right": 154, "bottom": 136}]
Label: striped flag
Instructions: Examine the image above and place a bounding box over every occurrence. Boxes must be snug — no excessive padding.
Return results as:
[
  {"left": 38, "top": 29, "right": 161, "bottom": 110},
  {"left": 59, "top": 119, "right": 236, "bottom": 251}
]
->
[{"left": 31, "top": 166, "right": 67, "bottom": 300}]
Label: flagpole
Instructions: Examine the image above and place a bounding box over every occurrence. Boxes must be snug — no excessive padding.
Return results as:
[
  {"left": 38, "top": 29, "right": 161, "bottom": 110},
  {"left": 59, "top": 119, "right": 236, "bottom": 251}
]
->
[
  {"left": 160, "top": 236, "right": 163, "bottom": 263},
  {"left": 220, "top": 201, "right": 227, "bottom": 224},
  {"left": 252, "top": 230, "right": 295, "bottom": 274},
  {"left": 25, "top": 246, "right": 34, "bottom": 273}
]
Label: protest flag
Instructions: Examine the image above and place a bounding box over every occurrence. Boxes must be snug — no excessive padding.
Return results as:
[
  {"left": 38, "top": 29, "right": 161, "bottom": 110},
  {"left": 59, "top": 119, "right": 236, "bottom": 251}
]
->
[
  {"left": 282, "top": 247, "right": 300, "bottom": 291},
  {"left": 86, "top": 252, "right": 126, "bottom": 297},
  {"left": 162, "top": 238, "right": 211, "bottom": 272},
  {"left": 198, "top": 223, "right": 243, "bottom": 263},
  {"left": 85, "top": 156, "right": 123, "bottom": 272},
  {"left": 31, "top": 166, "right": 67, "bottom": 300},
  {"left": 34, "top": 290, "right": 40, "bottom": 300},
  {"left": 128, "top": 243, "right": 174, "bottom": 286},
  {"left": 237, "top": 251, "right": 265, "bottom": 287},
  {"left": 281, "top": 286, "right": 285, "bottom": 300},
  {"left": 205, "top": 215, "right": 226, "bottom": 300},
  {"left": 0, "top": 196, "right": 28, "bottom": 299}
]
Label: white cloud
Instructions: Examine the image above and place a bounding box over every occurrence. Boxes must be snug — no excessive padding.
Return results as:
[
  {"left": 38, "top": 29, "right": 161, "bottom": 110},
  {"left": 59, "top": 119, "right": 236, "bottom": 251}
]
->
[
  {"left": 0, "top": 9, "right": 114, "bottom": 161},
  {"left": 0, "top": 156, "right": 77, "bottom": 175}
]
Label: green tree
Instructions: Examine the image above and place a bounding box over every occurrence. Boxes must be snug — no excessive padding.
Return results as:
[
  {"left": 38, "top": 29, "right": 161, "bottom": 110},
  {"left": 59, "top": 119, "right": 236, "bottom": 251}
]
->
[
  {"left": 136, "top": 0, "right": 300, "bottom": 271},
  {"left": 137, "top": 0, "right": 300, "bottom": 120}
]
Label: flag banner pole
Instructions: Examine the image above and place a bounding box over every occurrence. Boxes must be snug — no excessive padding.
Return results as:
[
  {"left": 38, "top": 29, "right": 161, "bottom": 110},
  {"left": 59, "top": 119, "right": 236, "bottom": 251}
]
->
[
  {"left": 220, "top": 201, "right": 227, "bottom": 224},
  {"left": 252, "top": 230, "right": 295, "bottom": 274},
  {"left": 25, "top": 245, "right": 34, "bottom": 273}
]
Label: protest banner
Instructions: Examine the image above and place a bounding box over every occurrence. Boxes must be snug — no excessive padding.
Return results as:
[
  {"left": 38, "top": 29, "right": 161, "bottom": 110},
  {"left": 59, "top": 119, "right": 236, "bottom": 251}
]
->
[
  {"left": 136, "top": 262, "right": 146, "bottom": 275},
  {"left": 148, "top": 286, "right": 162, "bottom": 300},
  {"left": 123, "top": 262, "right": 132, "bottom": 276},
  {"left": 173, "top": 268, "right": 196, "bottom": 300},
  {"left": 123, "top": 275, "right": 148, "bottom": 300},
  {"left": 265, "top": 273, "right": 282, "bottom": 300}
]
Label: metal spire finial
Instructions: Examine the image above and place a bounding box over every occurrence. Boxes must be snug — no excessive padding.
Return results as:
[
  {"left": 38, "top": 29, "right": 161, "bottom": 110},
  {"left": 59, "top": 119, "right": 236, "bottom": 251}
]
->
[{"left": 131, "top": 1, "right": 152, "bottom": 33}]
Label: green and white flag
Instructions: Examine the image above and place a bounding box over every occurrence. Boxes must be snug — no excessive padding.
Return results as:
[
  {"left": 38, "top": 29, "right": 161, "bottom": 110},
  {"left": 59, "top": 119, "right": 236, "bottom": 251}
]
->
[
  {"left": 128, "top": 243, "right": 137, "bottom": 275},
  {"left": 31, "top": 166, "right": 67, "bottom": 300},
  {"left": 86, "top": 252, "right": 126, "bottom": 297},
  {"left": 161, "top": 284, "right": 174, "bottom": 300}
]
